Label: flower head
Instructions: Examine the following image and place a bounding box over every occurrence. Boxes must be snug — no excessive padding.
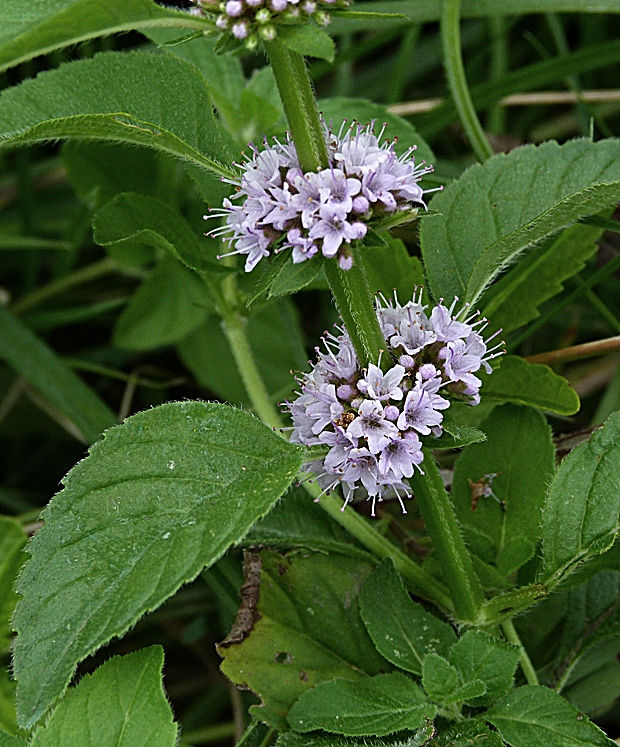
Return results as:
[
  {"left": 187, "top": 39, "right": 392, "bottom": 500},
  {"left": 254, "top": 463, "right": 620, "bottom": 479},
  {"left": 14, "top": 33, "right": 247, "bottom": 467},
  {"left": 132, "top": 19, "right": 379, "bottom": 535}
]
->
[
  {"left": 285, "top": 290, "right": 503, "bottom": 515},
  {"left": 207, "top": 122, "right": 434, "bottom": 272}
]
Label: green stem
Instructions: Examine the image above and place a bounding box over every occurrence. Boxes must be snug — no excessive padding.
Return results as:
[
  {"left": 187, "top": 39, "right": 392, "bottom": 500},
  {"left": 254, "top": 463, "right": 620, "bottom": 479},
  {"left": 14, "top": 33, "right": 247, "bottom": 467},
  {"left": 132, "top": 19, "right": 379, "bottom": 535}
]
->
[
  {"left": 10, "top": 257, "right": 119, "bottom": 316},
  {"left": 409, "top": 451, "right": 484, "bottom": 622},
  {"left": 441, "top": 0, "right": 494, "bottom": 162},
  {"left": 323, "top": 246, "right": 390, "bottom": 370},
  {"left": 217, "top": 272, "right": 282, "bottom": 430},
  {"left": 487, "top": 15, "right": 507, "bottom": 134},
  {"left": 305, "top": 482, "right": 454, "bottom": 613},
  {"left": 264, "top": 39, "right": 328, "bottom": 172},
  {"left": 181, "top": 722, "right": 236, "bottom": 745},
  {"left": 501, "top": 618, "right": 539, "bottom": 685}
]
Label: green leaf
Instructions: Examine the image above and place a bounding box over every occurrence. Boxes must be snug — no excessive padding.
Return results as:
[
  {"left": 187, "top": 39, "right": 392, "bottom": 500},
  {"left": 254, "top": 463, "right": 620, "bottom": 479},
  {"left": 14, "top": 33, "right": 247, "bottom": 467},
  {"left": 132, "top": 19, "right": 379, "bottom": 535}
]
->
[
  {"left": 218, "top": 549, "right": 391, "bottom": 729},
  {"left": 0, "top": 666, "right": 22, "bottom": 738},
  {"left": 278, "top": 728, "right": 436, "bottom": 747},
  {"left": 0, "top": 0, "right": 211, "bottom": 73},
  {"left": 0, "top": 50, "right": 236, "bottom": 179},
  {"left": 481, "top": 221, "right": 605, "bottom": 334},
  {"left": 0, "top": 734, "right": 27, "bottom": 747},
  {"left": 318, "top": 98, "right": 434, "bottom": 166},
  {"left": 480, "top": 356, "right": 579, "bottom": 416},
  {"left": 362, "top": 236, "right": 426, "bottom": 304},
  {"left": 421, "top": 654, "right": 459, "bottom": 702},
  {"left": 427, "top": 417, "right": 487, "bottom": 450},
  {"left": 288, "top": 672, "right": 435, "bottom": 737},
  {"left": 435, "top": 720, "right": 504, "bottom": 747},
  {"left": 0, "top": 305, "right": 117, "bottom": 444},
  {"left": 270, "top": 256, "right": 325, "bottom": 298},
  {"left": 278, "top": 24, "right": 335, "bottom": 63},
  {"left": 0, "top": 517, "right": 26, "bottom": 651},
  {"left": 63, "top": 141, "right": 162, "bottom": 210},
  {"left": 31, "top": 646, "right": 177, "bottom": 746},
  {"left": 13, "top": 401, "right": 302, "bottom": 728},
  {"left": 178, "top": 298, "right": 308, "bottom": 407},
  {"left": 450, "top": 631, "right": 520, "bottom": 707},
  {"left": 359, "top": 559, "right": 456, "bottom": 676},
  {"left": 113, "top": 257, "right": 212, "bottom": 351},
  {"left": 420, "top": 139, "right": 620, "bottom": 306},
  {"left": 486, "top": 685, "right": 614, "bottom": 747},
  {"left": 246, "top": 486, "right": 373, "bottom": 560},
  {"left": 452, "top": 405, "right": 555, "bottom": 576},
  {"left": 541, "top": 412, "right": 620, "bottom": 586},
  {"left": 564, "top": 661, "right": 620, "bottom": 715},
  {"left": 477, "top": 584, "right": 549, "bottom": 625},
  {"left": 94, "top": 192, "right": 228, "bottom": 275}
]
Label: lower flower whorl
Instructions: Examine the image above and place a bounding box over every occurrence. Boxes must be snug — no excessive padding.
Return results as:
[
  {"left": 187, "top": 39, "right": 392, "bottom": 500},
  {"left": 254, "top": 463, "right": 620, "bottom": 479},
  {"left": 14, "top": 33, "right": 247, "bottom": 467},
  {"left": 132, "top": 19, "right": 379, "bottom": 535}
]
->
[{"left": 285, "top": 291, "right": 503, "bottom": 515}]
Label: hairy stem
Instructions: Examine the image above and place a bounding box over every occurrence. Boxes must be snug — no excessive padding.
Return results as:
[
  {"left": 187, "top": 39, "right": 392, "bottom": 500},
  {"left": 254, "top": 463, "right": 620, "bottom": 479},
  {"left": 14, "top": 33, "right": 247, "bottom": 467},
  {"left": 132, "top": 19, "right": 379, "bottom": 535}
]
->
[
  {"left": 306, "top": 483, "right": 454, "bottom": 613},
  {"left": 264, "top": 39, "right": 328, "bottom": 172},
  {"left": 501, "top": 618, "right": 539, "bottom": 685},
  {"left": 409, "top": 451, "right": 484, "bottom": 623},
  {"left": 323, "top": 247, "right": 390, "bottom": 370},
  {"left": 442, "top": 0, "right": 494, "bottom": 162}
]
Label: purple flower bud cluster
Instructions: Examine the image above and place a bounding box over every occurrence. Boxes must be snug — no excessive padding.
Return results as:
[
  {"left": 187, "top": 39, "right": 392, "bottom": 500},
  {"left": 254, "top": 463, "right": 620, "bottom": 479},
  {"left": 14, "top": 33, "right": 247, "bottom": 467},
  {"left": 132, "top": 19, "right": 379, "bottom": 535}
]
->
[
  {"left": 285, "top": 292, "right": 503, "bottom": 515},
  {"left": 207, "top": 123, "right": 433, "bottom": 272},
  {"left": 191, "top": 0, "right": 346, "bottom": 47}
]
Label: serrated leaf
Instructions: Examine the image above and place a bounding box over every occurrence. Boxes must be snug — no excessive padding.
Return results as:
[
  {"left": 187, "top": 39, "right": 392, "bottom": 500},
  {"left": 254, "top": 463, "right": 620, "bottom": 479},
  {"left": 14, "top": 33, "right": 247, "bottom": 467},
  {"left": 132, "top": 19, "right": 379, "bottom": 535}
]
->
[
  {"left": 421, "top": 654, "right": 459, "bottom": 702},
  {"left": 218, "top": 549, "right": 391, "bottom": 729},
  {"left": 481, "top": 221, "right": 605, "bottom": 334},
  {"left": 0, "top": 50, "right": 236, "bottom": 179},
  {"left": 13, "top": 401, "right": 302, "bottom": 728},
  {"left": 288, "top": 672, "right": 435, "bottom": 737},
  {"left": 480, "top": 356, "right": 579, "bottom": 416},
  {"left": 0, "top": 0, "right": 211, "bottom": 73},
  {"left": 427, "top": 417, "right": 486, "bottom": 450},
  {"left": 0, "top": 517, "right": 26, "bottom": 651},
  {"left": 421, "top": 139, "right": 620, "bottom": 306},
  {"left": 30, "top": 646, "right": 177, "bottom": 747},
  {"left": 0, "top": 305, "right": 117, "bottom": 444},
  {"left": 486, "top": 685, "right": 614, "bottom": 747},
  {"left": 541, "top": 412, "right": 620, "bottom": 587},
  {"left": 435, "top": 720, "right": 503, "bottom": 747},
  {"left": 93, "top": 191, "right": 226, "bottom": 276},
  {"left": 278, "top": 727, "right": 436, "bottom": 747},
  {"left": 450, "top": 631, "right": 520, "bottom": 706},
  {"left": 113, "top": 257, "right": 212, "bottom": 351},
  {"left": 359, "top": 559, "right": 456, "bottom": 676},
  {"left": 278, "top": 24, "right": 335, "bottom": 63},
  {"left": 63, "top": 142, "right": 161, "bottom": 211},
  {"left": 246, "top": 486, "right": 373, "bottom": 560},
  {"left": 270, "top": 256, "right": 325, "bottom": 298},
  {"left": 318, "top": 98, "right": 434, "bottom": 166},
  {"left": 452, "top": 405, "right": 555, "bottom": 576}
]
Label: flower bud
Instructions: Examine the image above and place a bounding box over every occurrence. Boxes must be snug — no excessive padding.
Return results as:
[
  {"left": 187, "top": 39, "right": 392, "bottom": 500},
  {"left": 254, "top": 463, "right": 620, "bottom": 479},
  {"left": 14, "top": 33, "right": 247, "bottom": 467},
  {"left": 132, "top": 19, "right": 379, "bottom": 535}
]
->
[
  {"left": 259, "top": 24, "right": 277, "bottom": 40},
  {"left": 231, "top": 19, "right": 249, "bottom": 36},
  {"left": 226, "top": 0, "right": 244, "bottom": 15},
  {"left": 255, "top": 7, "right": 271, "bottom": 20}
]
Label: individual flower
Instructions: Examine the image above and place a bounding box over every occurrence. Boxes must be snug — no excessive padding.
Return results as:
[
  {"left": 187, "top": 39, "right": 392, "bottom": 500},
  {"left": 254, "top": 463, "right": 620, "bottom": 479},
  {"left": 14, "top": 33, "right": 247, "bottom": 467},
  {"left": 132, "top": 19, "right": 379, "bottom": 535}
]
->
[
  {"left": 206, "top": 122, "right": 435, "bottom": 272},
  {"left": 284, "top": 290, "right": 503, "bottom": 515}
]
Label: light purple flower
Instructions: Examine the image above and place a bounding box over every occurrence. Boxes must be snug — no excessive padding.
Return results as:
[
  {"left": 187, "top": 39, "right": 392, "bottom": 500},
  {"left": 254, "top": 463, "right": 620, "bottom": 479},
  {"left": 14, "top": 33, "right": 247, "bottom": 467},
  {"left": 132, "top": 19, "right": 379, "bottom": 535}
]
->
[
  {"left": 357, "top": 363, "right": 406, "bottom": 401},
  {"left": 347, "top": 399, "right": 398, "bottom": 453}
]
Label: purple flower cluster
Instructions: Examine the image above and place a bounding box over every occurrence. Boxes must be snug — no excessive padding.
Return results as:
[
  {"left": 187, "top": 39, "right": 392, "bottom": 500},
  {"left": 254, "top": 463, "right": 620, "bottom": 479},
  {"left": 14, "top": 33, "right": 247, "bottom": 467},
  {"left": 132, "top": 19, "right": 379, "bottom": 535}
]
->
[
  {"left": 191, "top": 0, "right": 346, "bottom": 46},
  {"left": 286, "top": 292, "right": 503, "bottom": 515},
  {"left": 207, "top": 123, "right": 433, "bottom": 272}
]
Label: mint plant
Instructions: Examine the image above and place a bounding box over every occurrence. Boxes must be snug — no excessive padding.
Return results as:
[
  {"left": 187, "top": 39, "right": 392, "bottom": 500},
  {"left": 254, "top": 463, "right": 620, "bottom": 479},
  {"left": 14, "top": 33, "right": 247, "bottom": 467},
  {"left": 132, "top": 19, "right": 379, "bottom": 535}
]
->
[{"left": 1, "top": 1, "right": 620, "bottom": 746}]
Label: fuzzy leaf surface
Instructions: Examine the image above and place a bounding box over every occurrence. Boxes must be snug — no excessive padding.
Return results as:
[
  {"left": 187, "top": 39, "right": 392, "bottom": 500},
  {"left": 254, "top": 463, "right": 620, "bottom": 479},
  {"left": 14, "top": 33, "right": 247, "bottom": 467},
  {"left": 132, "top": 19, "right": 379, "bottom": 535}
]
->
[
  {"left": 288, "top": 672, "right": 435, "bottom": 737},
  {"left": 0, "top": 735, "right": 27, "bottom": 747},
  {"left": 480, "top": 356, "right": 579, "bottom": 415},
  {"left": 0, "top": 518, "right": 25, "bottom": 651},
  {"left": 0, "top": 50, "right": 236, "bottom": 179},
  {"left": 481, "top": 222, "right": 605, "bottom": 333},
  {"left": 30, "top": 646, "right": 177, "bottom": 747},
  {"left": 420, "top": 139, "right": 620, "bottom": 305},
  {"left": 94, "top": 192, "right": 226, "bottom": 275},
  {"left": 452, "top": 405, "right": 555, "bottom": 576},
  {"left": 0, "top": 305, "right": 116, "bottom": 444},
  {"left": 218, "top": 549, "right": 390, "bottom": 729},
  {"left": 113, "top": 257, "right": 212, "bottom": 351},
  {"left": 278, "top": 730, "right": 436, "bottom": 747},
  {"left": 541, "top": 412, "right": 620, "bottom": 586},
  {"left": 13, "top": 402, "right": 302, "bottom": 728},
  {"left": 278, "top": 24, "right": 335, "bottom": 62},
  {"left": 0, "top": 0, "right": 210, "bottom": 73},
  {"left": 359, "top": 559, "right": 456, "bottom": 675},
  {"left": 450, "top": 630, "right": 520, "bottom": 706},
  {"left": 486, "top": 685, "right": 614, "bottom": 747}
]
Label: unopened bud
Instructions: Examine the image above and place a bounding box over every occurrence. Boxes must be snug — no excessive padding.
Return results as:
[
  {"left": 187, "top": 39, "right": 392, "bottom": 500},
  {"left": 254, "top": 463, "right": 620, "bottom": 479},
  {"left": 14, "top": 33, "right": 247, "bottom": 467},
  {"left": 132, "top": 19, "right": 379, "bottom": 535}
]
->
[
  {"left": 259, "top": 24, "right": 277, "bottom": 40},
  {"left": 314, "top": 9, "right": 330, "bottom": 24},
  {"left": 255, "top": 7, "right": 271, "bottom": 21},
  {"left": 232, "top": 19, "right": 249, "bottom": 37}
]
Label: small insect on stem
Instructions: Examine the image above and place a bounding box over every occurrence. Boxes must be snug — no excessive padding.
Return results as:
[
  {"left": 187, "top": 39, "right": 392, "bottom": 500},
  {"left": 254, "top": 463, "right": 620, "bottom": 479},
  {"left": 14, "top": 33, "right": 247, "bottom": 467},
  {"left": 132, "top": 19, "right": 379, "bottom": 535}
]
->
[{"left": 468, "top": 472, "right": 504, "bottom": 511}]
